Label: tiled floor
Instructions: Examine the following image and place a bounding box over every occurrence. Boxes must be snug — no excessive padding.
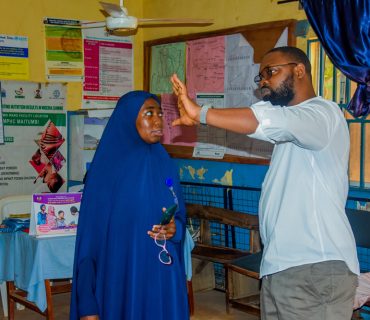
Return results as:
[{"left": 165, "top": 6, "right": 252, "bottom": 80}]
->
[{"left": 0, "top": 289, "right": 259, "bottom": 320}]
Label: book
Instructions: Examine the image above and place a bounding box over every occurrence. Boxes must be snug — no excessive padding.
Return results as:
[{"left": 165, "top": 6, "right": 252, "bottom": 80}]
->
[{"left": 29, "top": 192, "right": 82, "bottom": 237}]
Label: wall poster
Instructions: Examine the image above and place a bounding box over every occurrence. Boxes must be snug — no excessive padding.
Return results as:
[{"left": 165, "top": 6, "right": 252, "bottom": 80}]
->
[{"left": 0, "top": 81, "right": 67, "bottom": 197}]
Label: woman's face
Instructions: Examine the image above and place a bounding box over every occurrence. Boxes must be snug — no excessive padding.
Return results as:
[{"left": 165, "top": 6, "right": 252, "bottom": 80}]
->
[{"left": 136, "top": 98, "right": 164, "bottom": 144}]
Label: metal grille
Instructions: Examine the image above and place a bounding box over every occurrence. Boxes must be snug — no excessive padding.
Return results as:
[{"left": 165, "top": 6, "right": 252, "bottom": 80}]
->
[
  {"left": 358, "top": 247, "right": 370, "bottom": 272},
  {"left": 347, "top": 196, "right": 370, "bottom": 273}
]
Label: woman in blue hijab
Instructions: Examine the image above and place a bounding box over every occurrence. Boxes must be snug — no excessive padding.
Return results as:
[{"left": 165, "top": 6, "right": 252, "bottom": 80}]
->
[{"left": 70, "top": 91, "right": 189, "bottom": 319}]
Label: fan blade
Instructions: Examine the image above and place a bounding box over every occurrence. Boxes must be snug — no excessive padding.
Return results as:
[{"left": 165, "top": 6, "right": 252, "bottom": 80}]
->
[
  {"left": 137, "top": 18, "right": 213, "bottom": 25},
  {"left": 81, "top": 21, "right": 106, "bottom": 26},
  {"left": 80, "top": 21, "right": 107, "bottom": 29},
  {"left": 99, "top": 1, "right": 127, "bottom": 18}
]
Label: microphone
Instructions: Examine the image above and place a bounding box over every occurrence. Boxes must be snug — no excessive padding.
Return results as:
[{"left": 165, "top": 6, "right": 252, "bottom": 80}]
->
[
  {"left": 165, "top": 178, "right": 178, "bottom": 205},
  {"left": 165, "top": 178, "right": 173, "bottom": 188}
]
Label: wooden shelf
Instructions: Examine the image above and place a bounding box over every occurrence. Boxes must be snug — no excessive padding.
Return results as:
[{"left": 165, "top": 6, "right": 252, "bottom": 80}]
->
[
  {"left": 229, "top": 294, "right": 261, "bottom": 316},
  {"left": 163, "top": 144, "right": 270, "bottom": 165}
]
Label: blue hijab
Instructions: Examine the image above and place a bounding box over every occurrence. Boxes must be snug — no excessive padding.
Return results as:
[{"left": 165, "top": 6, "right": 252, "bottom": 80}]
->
[{"left": 70, "top": 91, "right": 189, "bottom": 319}]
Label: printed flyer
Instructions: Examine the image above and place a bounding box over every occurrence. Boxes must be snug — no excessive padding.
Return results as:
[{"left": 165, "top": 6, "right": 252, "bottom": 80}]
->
[
  {"left": 82, "top": 26, "right": 133, "bottom": 109},
  {"left": 29, "top": 192, "right": 82, "bottom": 237}
]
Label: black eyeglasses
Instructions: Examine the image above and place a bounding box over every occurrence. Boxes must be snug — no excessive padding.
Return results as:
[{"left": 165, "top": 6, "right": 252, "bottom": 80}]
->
[{"left": 254, "top": 62, "right": 298, "bottom": 84}]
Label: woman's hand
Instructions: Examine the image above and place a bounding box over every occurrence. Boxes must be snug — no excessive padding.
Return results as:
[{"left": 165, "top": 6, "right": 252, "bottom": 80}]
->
[{"left": 148, "top": 215, "right": 176, "bottom": 240}]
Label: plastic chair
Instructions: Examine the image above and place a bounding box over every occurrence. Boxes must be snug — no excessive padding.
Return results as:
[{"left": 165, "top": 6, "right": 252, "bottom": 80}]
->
[
  {"left": 0, "top": 195, "right": 32, "bottom": 317},
  {"left": 0, "top": 195, "right": 32, "bottom": 221}
]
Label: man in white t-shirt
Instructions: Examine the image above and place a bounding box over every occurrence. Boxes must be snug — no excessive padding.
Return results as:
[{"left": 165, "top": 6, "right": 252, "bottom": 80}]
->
[{"left": 170, "top": 46, "right": 359, "bottom": 320}]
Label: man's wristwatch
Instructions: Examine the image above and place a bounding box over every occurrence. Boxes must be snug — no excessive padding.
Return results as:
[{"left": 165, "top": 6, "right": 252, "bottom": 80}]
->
[{"left": 199, "top": 104, "right": 213, "bottom": 125}]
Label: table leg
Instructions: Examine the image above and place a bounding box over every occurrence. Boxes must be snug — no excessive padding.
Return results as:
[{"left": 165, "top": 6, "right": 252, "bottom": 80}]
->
[
  {"left": 45, "top": 280, "right": 54, "bottom": 320},
  {"left": 187, "top": 280, "right": 194, "bottom": 316},
  {"left": 6, "top": 281, "right": 15, "bottom": 320}
]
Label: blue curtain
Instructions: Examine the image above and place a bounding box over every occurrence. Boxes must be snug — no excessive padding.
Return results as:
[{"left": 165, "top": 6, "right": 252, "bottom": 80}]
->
[{"left": 301, "top": 0, "right": 370, "bottom": 117}]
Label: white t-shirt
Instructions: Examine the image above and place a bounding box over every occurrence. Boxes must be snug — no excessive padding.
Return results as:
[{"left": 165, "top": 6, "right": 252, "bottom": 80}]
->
[{"left": 249, "top": 97, "right": 359, "bottom": 277}]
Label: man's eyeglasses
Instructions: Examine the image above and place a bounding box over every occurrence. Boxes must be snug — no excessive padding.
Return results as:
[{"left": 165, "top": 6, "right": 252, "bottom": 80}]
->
[{"left": 254, "top": 62, "right": 298, "bottom": 84}]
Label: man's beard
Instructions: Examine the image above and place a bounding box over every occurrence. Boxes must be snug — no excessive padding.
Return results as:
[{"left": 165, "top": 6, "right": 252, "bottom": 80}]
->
[{"left": 261, "top": 75, "right": 295, "bottom": 106}]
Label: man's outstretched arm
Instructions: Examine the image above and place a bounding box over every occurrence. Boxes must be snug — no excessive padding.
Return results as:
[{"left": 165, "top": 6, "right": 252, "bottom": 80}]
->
[{"left": 170, "top": 74, "right": 259, "bottom": 134}]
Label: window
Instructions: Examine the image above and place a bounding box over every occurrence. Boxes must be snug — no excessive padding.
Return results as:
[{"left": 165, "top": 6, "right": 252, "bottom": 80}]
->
[{"left": 307, "top": 39, "right": 370, "bottom": 189}]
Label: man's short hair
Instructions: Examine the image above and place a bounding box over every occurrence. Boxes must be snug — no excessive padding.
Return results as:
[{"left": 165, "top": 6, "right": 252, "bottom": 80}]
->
[{"left": 266, "top": 46, "right": 312, "bottom": 76}]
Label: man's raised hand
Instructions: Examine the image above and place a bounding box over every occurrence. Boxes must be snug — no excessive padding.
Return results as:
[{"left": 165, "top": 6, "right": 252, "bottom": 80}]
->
[{"left": 170, "top": 74, "right": 201, "bottom": 127}]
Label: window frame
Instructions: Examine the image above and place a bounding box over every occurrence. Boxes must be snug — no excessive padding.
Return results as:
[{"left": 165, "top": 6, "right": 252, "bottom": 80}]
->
[{"left": 307, "top": 38, "right": 369, "bottom": 190}]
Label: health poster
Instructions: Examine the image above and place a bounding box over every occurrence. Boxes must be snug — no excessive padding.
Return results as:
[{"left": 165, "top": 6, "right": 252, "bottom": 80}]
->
[
  {"left": 44, "top": 18, "right": 84, "bottom": 82},
  {"left": 82, "top": 26, "right": 133, "bottom": 109},
  {"left": 0, "top": 34, "right": 29, "bottom": 80},
  {"left": 0, "top": 81, "right": 67, "bottom": 197}
]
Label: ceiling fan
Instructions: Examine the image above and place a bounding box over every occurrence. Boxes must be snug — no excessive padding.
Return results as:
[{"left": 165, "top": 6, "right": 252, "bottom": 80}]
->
[{"left": 82, "top": 1, "right": 213, "bottom": 31}]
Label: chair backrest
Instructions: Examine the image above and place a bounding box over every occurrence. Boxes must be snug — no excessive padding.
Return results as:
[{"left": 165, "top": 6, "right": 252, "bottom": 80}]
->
[
  {"left": 0, "top": 195, "right": 32, "bottom": 221},
  {"left": 186, "top": 204, "right": 259, "bottom": 228},
  {"left": 346, "top": 208, "right": 370, "bottom": 248},
  {"left": 186, "top": 203, "right": 261, "bottom": 253}
]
